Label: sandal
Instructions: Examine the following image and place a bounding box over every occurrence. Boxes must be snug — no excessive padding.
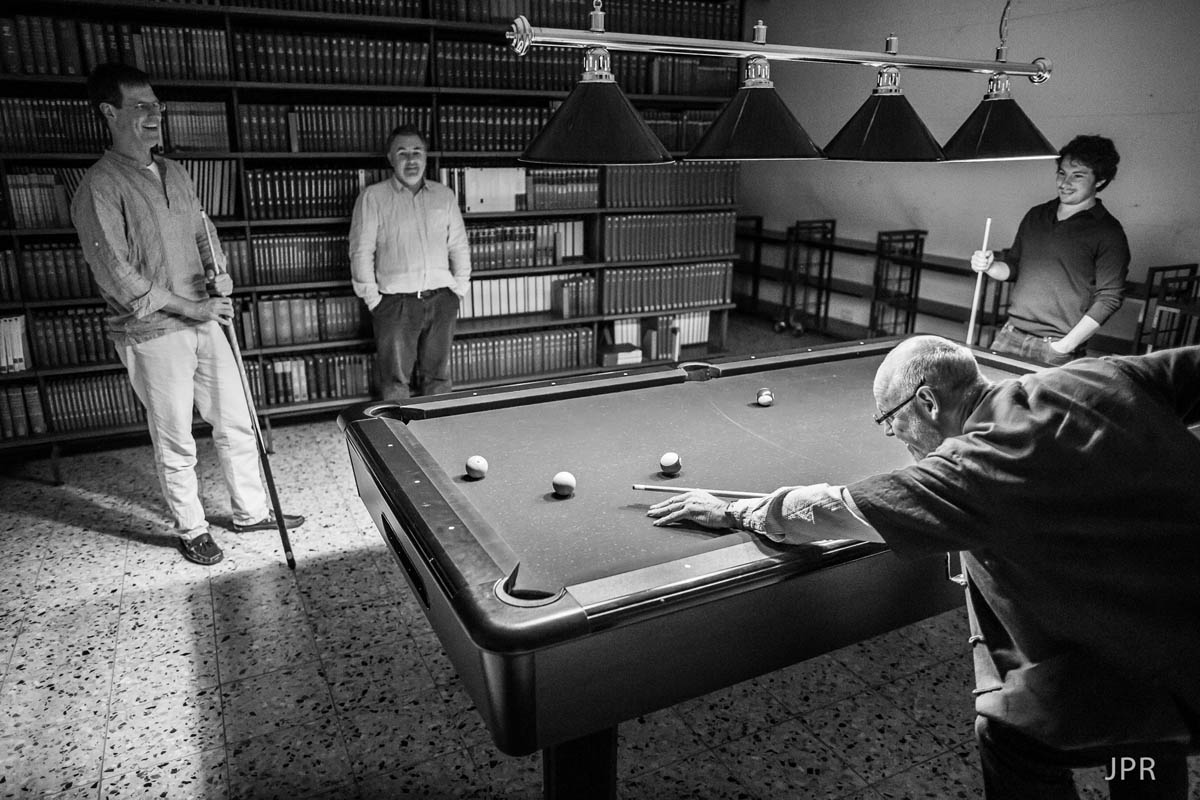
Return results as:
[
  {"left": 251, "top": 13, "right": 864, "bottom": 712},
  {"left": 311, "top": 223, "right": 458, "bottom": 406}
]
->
[{"left": 180, "top": 532, "right": 224, "bottom": 565}]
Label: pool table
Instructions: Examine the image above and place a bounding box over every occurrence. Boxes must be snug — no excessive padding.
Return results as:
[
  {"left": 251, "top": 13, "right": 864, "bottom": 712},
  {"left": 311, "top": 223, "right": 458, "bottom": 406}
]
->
[{"left": 338, "top": 339, "right": 1034, "bottom": 798}]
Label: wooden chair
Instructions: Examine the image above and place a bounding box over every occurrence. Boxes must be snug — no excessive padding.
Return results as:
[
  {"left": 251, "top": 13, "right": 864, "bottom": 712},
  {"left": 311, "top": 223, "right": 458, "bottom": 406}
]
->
[
  {"left": 871, "top": 229, "right": 927, "bottom": 337},
  {"left": 777, "top": 219, "right": 836, "bottom": 335},
  {"left": 1131, "top": 264, "right": 1199, "bottom": 353}
]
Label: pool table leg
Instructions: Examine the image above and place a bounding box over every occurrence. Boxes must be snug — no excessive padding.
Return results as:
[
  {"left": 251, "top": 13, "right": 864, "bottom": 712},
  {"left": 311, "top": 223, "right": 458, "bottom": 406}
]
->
[{"left": 542, "top": 727, "right": 618, "bottom": 799}]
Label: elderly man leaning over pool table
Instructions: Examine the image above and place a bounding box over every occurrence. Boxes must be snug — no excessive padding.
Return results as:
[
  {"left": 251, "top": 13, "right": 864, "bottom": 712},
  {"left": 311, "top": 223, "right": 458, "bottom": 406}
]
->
[{"left": 648, "top": 334, "right": 1200, "bottom": 800}]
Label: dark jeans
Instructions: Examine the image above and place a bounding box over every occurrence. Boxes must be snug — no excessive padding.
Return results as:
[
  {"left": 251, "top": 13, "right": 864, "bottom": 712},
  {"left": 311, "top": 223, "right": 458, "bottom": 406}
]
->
[
  {"left": 991, "top": 322, "right": 1084, "bottom": 366},
  {"left": 976, "top": 717, "right": 1191, "bottom": 800},
  {"left": 372, "top": 288, "right": 459, "bottom": 401}
]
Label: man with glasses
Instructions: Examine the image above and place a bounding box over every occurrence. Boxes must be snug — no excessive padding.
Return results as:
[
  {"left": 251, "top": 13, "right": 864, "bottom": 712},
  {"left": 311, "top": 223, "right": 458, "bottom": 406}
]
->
[
  {"left": 70, "top": 63, "right": 303, "bottom": 565},
  {"left": 648, "top": 334, "right": 1200, "bottom": 799}
]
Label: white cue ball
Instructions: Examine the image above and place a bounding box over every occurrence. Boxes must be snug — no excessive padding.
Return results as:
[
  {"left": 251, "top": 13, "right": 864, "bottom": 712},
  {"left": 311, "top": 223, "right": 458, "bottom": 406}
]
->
[
  {"left": 465, "top": 455, "right": 488, "bottom": 479},
  {"left": 552, "top": 471, "right": 576, "bottom": 497},
  {"left": 756, "top": 388, "right": 774, "bottom": 407},
  {"left": 659, "top": 451, "right": 682, "bottom": 476}
]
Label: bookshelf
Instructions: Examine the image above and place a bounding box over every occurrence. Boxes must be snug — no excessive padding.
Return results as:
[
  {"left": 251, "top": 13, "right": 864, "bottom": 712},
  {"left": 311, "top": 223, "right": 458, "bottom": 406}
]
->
[{"left": 0, "top": 0, "right": 744, "bottom": 457}]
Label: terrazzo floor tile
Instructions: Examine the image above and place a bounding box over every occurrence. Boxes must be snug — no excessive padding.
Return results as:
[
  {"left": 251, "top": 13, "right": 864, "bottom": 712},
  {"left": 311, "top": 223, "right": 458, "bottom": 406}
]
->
[
  {"left": 756, "top": 650, "right": 870, "bottom": 716},
  {"left": 436, "top": 683, "right": 491, "bottom": 749},
  {"left": 618, "top": 708, "right": 708, "bottom": 779},
  {"left": 797, "top": 689, "right": 947, "bottom": 785},
  {"left": 322, "top": 640, "right": 437, "bottom": 712},
  {"left": 0, "top": 661, "right": 114, "bottom": 733},
  {"left": 718, "top": 718, "right": 867, "bottom": 799},
  {"left": 621, "top": 750, "right": 760, "bottom": 800},
  {"left": 216, "top": 616, "right": 322, "bottom": 681},
  {"left": 338, "top": 691, "right": 472, "bottom": 776},
  {"left": 674, "top": 678, "right": 794, "bottom": 747},
  {"left": 900, "top": 607, "right": 970, "bottom": 662},
  {"left": 112, "top": 641, "right": 221, "bottom": 694},
  {"left": 0, "top": 717, "right": 108, "bottom": 798},
  {"left": 226, "top": 716, "right": 354, "bottom": 800},
  {"left": 308, "top": 599, "right": 410, "bottom": 661},
  {"left": 100, "top": 744, "right": 229, "bottom": 800},
  {"left": 462, "top": 741, "right": 543, "bottom": 799},
  {"left": 869, "top": 743, "right": 983, "bottom": 799},
  {"left": 829, "top": 627, "right": 943, "bottom": 688},
  {"left": 219, "top": 662, "right": 335, "bottom": 743},
  {"left": 354, "top": 747, "right": 476, "bottom": 799},
  {"left": 874, "top": 657, "right": 976, "bottom": 748},
  {"left": 105, "top": 682, "right": 225, "bottom": 766}
]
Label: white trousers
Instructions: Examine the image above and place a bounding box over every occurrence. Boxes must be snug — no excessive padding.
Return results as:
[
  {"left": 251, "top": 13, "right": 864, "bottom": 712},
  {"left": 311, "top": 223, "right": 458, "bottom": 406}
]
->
[{"left": 118, "top": 322, "right": 268, "bottom": 537}]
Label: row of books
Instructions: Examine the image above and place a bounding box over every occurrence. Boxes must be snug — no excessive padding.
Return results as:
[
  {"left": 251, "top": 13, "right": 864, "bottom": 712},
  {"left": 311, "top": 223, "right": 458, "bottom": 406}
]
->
[
  {"left": 5, "top": 161, "right": 237, "bottom": 225},
  {"left": 460, "top": 272, "right": 584, "bottom": 320},
  {"left": 438, "top": 105, "right": 553, "bottom": 153},
  {"left": 163, "top": 102, "right": 231, "bottom": 152},
  {"left": 0, "top": 17, "right": 231, "bottom": 80},
  {"left": 0, "top": 98, "right": 108, "bottom": 154},
  {"left": 26, "top": 308, "right": 118, "bottom": 368},
  {"left": 601, "top": 261, "right": 732, "bottom": 315},
  {"left": 607, "top": 310, "right": 711, "bottom": 362},
  {"left": 434, "top": 40, "right": 737, "bottom": 98},
  {"left": 238, "top": 104, "right": 434, "bottom": 153},
  {"left": 549, "top": 275, "right": 595, "bottom": 320},
  {"left": 45, "top": 373, "right": 145, "bottom": 433},
  {"left": 606, "top": 163, "right": 740, "bottom": 209},
  {"left": 1, "top": 384, "right": 46, "bottom": 439},
  {"left": 221, "top": 0, "right": 419, "bottom": 13},
  {"left": 449, "top": 326, "right": 595, "bottom": 385},
  {"left": 244, "top": 351, "right": 376, "bottom": 407},
  {"left": 438, "top": 166, "right": 600, "bottom": 213},
  {"left": 248, "top": 294, "right": 369, "bottom": 348},
  {"left": 0, "top": 97, "right": 722, "bottom": 157},
  {"left": 233, "top": 32, "right": 429, "bottom": 86},
  {"left": 601, "top": 211, "right": 737, "bottom": 263},
  {"left": 640, "top": 109, "right": 720, "bottom": 153},
  {"left": 3, "top": 245, "right": 96, "bottom": 301},
  {"left": 221, "top": 233, "right": 348, "bottom": 286},
  {"left": 243, "top": 167, "right": 390, "bottom": 220},
  {"left": 1, "top": 314, "right": 27, "bottom": 372},
  {"left": 466, "top": 219, "right": 585, "bottom": 271},
  {"left": 431, "top": 0, "right": 740, "bottom": 40}
]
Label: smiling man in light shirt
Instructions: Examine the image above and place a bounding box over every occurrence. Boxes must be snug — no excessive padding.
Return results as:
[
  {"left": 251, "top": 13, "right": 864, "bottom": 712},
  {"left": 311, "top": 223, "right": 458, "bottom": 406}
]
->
[
  {"left": 70, "top": 63, "right": 303, "bottom": 566},
  {"left": 349, "top": 125, "right": 471, "bottom": 400}
]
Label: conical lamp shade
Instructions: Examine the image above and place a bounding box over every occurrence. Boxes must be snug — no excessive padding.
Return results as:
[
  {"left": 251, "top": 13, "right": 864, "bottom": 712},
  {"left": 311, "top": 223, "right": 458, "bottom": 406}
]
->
[
  {"left": 685, "top": 85, "right": 824, "bottom": 160},
  {"left": 943, "top": 96, "right": 1056, "bottom": 161},
  {"left": 824, "top": 94, "right": 945, "bottom": 162},
  {"left": 520, "top": 81, "right": 673, "bottom": 165}
]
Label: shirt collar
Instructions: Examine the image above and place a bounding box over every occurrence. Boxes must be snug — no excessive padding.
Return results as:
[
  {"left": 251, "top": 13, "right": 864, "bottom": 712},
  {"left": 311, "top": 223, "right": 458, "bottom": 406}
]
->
[
  {"left": 102, "top": 147, "right": 165, "bottom": 171},
  {"left": 390, "top": 175, "right": 427, "bottom": 195}
]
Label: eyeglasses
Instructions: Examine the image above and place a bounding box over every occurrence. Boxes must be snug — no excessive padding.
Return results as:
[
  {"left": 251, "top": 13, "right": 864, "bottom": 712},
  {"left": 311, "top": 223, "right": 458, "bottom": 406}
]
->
[
  {"left": 124, "top": 101, "right": 167, "bottom": 114},
  {"left": 873, "top": 380, "right": 925, "bottom": 426}
]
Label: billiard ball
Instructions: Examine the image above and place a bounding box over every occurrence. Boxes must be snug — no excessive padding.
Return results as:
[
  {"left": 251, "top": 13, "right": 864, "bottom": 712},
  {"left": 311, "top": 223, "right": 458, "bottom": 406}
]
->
[
  {"left": 659, "top": 452, "right": 682, "bottom": 476},
  {"left": 552, "top": 471, "right": 576, "bottom": 497},
  {"left": 756, "top": 388, "right": 774, "bottom": 407},
  {"left": 465, "top": 455, "right": 488, "bottom": 479}
]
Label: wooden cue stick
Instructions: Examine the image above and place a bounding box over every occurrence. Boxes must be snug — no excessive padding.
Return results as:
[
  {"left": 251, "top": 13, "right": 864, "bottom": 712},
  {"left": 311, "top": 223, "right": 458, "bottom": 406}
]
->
[
  {"left": 966, "top": 216, "right": 992, "bottom": 347},
  {"left": 632, "top": 484, "right": 767, "bottom": 499}
]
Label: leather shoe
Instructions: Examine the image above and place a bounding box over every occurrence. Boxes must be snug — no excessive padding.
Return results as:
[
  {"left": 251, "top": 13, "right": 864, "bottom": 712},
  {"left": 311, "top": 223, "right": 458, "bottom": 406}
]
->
[
  {"left": 233, "top": 511, "right": 305, "bottom": 533},
  {"left": 180, "top": 532, "right": 224, "bottom": 565}
]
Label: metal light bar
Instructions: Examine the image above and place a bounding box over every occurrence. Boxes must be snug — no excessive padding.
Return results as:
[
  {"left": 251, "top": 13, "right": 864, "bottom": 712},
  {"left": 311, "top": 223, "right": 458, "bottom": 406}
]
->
[{"left": 507, "top": 16, "right": 1052, "bottom": 83}]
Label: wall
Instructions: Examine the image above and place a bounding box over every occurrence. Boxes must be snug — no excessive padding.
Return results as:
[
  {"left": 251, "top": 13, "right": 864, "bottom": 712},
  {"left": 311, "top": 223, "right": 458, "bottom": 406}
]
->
[{"left": 737, "top": 0, "right": 1200, "bottom": 342}]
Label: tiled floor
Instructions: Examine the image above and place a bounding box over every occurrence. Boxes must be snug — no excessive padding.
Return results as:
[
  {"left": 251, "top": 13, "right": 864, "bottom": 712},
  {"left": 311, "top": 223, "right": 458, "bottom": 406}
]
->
[{"left": 2, "top": 314, "right": 1197, "bottom": 799}]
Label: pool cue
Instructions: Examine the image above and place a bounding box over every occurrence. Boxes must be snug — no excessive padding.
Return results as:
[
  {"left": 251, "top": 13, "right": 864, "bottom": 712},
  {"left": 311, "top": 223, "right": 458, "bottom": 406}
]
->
[
  {"left": 632, "top": 484, "right": 767, "bottom": 499},
  {"left": 966, "top": 217, "right": 992, "bottom": 346},
  {"left": 202, "top": 212, "right": 297, "bottom": 570}
]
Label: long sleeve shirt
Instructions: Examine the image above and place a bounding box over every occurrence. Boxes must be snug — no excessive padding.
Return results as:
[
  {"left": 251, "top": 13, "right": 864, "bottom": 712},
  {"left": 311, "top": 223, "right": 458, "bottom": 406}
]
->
[
  {"left": 70, "top": 149, "right": 225, "bottom": 347},
  {"left": 348, "top": 176, "right": 471, "bottom": 310},
  {"left": 1002, "top": 198, "right": 1130, "bottom": 337},
  {"left": 842, "top": 349, "right": 1200, "bottom": 750}
]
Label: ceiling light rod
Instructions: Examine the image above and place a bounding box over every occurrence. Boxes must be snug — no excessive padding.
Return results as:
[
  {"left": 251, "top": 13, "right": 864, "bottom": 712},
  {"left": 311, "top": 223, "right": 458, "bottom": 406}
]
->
[{"left": 508, "top": 12, "right": 1051, "bottom": 82}]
